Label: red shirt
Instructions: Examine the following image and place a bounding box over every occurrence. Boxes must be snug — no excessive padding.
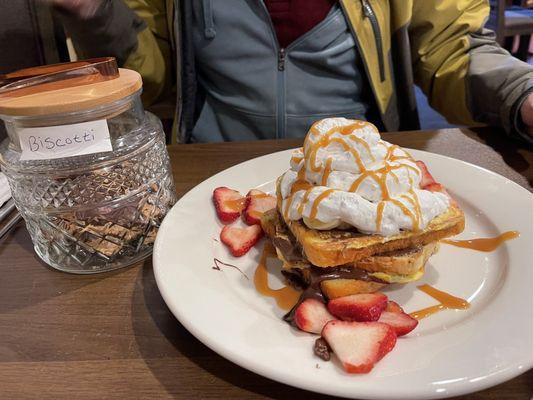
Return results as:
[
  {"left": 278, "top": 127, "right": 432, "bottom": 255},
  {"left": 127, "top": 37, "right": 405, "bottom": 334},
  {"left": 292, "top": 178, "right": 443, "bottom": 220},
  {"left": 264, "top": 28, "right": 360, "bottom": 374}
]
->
[{"left": 264, "top": 0, "right": 337, "bottom": 48}]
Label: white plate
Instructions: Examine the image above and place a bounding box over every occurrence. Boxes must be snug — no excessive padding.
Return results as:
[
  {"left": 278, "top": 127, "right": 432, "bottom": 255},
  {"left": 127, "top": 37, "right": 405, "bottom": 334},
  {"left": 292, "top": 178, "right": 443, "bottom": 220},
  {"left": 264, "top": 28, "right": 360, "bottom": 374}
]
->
[{"left": 153, "top": 149, "right": 533, "bottom": 399}]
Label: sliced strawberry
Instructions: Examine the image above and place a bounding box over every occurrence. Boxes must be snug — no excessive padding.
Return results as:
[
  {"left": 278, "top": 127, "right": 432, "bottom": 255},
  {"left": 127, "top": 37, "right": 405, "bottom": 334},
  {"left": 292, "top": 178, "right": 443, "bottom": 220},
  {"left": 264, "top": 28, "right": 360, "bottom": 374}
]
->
[
  {"left": 425, "top": 182, "right": 445, "bottom": 193},
  {"left": 294, "top": 298, "right": 337, "bottom": 334},
  {"left": 425, "top": 182, "right": 458, "bottom": 207},
  {"left": 213, "top": 187, "right": 245, "bottom": 223},
  {"left": 243, "top": 190, "right": 277, "bottom": 225},
  {"left": 321, "top": 320, "right": 397, "bottom": 374},
  {"left": 378, "top": 311, "right": 418, "bottom": 337},
  {"left": 327, "top": 293, "right": 388, "bottom": 322},
  {"left": 385, "top": 301, "right": 404, "bottom": 314},
  {"left": 415, "top": 160, "right": 436, "bottom": 189},
  {"left": 220, "top": 225, "right": 263, "bottom": 257}
]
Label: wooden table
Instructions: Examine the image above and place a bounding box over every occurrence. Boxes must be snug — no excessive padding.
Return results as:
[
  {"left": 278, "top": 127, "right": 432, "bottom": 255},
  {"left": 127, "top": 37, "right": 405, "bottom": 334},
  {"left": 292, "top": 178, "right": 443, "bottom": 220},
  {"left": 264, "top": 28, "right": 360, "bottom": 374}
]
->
[{"left": 1, "top": 127, "right": 532, "bottom": 399}]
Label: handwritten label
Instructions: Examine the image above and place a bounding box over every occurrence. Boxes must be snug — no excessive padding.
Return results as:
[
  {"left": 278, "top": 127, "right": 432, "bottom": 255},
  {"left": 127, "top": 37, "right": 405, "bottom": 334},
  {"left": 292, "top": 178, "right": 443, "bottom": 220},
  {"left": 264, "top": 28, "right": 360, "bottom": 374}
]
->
[{"left": 18, "top": 119, "right": 112, "bottom": 161}]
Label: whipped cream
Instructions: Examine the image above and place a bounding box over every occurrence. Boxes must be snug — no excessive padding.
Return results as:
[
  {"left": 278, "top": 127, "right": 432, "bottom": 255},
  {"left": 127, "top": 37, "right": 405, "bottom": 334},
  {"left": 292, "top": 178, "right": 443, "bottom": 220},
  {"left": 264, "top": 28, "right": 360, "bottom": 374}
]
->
[{"left": 280, "top": 118, "right": 450, "bottom": 236}]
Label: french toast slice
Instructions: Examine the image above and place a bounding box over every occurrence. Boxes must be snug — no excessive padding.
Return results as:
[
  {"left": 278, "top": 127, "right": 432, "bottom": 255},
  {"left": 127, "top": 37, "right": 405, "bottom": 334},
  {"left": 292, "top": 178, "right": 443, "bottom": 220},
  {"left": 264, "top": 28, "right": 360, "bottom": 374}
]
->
[
  {"left": 316, "top": 242, "right": 438, "bottom": 298},
  {"left": 355, "top": 242, "right": 439, "bottom": 276},
  {"left": 261, "top": 209, "right": 440, "bottom": 298},
  {"left": 284, "top": 206, "right": 462, "bottom": 267}
]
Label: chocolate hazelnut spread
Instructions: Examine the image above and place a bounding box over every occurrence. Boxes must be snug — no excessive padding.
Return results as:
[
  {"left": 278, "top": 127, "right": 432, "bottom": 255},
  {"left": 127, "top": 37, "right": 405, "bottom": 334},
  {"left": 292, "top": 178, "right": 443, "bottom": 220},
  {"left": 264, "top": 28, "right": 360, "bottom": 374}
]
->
[
  {"left": 314, "top": 337, "right": 331, "bottom": 361},
  {"left": 266, "top": 209, "right": 385, "bottom": 324}
]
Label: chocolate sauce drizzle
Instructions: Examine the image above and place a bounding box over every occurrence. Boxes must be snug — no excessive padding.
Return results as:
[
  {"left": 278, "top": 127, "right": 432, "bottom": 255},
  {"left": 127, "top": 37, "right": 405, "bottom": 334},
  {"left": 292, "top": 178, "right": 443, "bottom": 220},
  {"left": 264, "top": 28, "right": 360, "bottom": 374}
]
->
[
  {"left": 212, "top": 258, "right": 249, "bottom": 280},
  {"left": 265, "top": 210, "right": 386, "bottom": 324}
]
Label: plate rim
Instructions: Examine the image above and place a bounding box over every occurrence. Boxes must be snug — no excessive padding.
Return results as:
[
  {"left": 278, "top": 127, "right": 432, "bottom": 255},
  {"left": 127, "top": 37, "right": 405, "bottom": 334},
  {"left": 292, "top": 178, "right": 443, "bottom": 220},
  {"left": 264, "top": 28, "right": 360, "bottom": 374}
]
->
[{"left": 153, "top": 147, "right": 533, "bottom": 400}]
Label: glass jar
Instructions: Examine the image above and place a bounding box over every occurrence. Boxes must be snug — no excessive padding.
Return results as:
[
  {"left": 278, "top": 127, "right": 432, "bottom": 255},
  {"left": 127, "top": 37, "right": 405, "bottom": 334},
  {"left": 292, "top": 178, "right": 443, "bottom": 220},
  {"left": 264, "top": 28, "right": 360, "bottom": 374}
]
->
[{"left": 0, "top": 59, "right": 176, "bottom": 273}]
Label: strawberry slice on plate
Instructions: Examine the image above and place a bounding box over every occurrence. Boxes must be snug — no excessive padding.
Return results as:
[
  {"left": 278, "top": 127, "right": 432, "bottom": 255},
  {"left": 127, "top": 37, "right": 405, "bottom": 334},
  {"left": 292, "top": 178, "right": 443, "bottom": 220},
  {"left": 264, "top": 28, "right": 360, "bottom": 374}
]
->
[
  {"left": 415, "top": 162, "right": 457, "bottom": 206},
  {"left": 385, "top": 300, "right": 404, "bottom": 314},
  {"left": 425, "top": 182, "right": 446, "bottom": 194},
  {"left": 425, "top": 182, "right": 458, "bottom": 207},
  {"left": 415, "top": 160, "right": 436, "bottom": 189},
  {"left": 378, "top": 311, "right": 418, "bottom": 337},
  {"left": 327, "top": 293, "right": 388, "bottom": 322},
  {"left": 294, "top": 298, "right": 337, "bottom": 334},
  {"left": 243, "top": 189, "right": 277, "bottom": 225},
  {"left": 220, "top": 224, "right": 263, "bottom": 257},
  {"left": 213, "top": 187, "right": 245, "bottom": 223},
  {"left": 321, "top": 320, "right": 397, "bottom": 374}
]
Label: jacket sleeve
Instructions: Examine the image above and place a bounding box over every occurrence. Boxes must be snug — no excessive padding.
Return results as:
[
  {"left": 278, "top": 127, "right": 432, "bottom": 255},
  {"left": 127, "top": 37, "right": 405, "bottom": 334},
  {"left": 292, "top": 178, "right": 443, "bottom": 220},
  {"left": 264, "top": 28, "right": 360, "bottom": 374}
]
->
[
  {"left": 409, "top": 0, "right": 533, "bottom": 144},
  {"left": 55, "top": 0, "right": 172, "bottom": 106}
]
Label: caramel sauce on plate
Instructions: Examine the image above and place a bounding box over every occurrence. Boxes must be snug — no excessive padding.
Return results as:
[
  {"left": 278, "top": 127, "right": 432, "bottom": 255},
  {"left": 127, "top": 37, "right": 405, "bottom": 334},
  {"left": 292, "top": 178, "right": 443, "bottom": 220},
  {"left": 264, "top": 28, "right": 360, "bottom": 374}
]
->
[
  {"left": 254, "top": 243, "right": 301, "bottom": 310},
  {"left": 409, "top": 232, "right": 519, "bottom": 320},
  {"left": 442, "top": 231, "right": 519, "bottom": 252},
  {"left": 409, "top": 284, "right": 470, "bottom": 320}
]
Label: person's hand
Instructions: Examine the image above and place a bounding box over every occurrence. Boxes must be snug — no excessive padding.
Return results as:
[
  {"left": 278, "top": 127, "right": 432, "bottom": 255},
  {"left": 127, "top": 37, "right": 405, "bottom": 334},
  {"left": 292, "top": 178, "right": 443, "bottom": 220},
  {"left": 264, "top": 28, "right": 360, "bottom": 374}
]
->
[
  {"left": 45, "top": 0, "right": 104, "bottom": 19},
  {"left": 520, "top": 93, "right": 533, "bottom": 136}
]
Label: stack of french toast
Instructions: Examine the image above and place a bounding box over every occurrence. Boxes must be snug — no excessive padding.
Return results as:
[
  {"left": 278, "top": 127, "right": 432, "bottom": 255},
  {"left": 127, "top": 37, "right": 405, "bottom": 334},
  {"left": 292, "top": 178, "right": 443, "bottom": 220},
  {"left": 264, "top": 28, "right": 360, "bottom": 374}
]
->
[{"left": 261, "top": 117, "right": 465, "bottom": 300}]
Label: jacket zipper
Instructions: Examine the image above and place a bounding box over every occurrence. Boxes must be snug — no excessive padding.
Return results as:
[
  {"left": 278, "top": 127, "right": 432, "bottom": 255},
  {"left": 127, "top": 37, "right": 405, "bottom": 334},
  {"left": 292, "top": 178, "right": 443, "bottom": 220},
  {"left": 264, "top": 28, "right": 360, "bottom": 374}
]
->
[
  {"left": 259, "top": 2, "right": 341, "bottom": 138},
  {"left": 277, "top": 48, "right": 286, "bottom": 139},
  {"left": 361, "top": 0, "right": 385, "bottom": 82}
]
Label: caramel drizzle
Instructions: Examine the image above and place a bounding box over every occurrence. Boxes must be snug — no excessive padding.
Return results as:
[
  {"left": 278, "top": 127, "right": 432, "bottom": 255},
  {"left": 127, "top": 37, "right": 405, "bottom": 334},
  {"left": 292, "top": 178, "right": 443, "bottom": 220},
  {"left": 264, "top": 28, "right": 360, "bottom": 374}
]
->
[
  {"left": 297, "top": 188, "right": 313, "bottom": 215},
  {"left": 348, "top": 160, "right": 417, "bottom": 195},
  {"left": 321, "top": 158, "right": 333, "bottom": 186},
  {"left": 347, "top": 161, "right": 421, "bottom": 232},
  {"left": 376, "top": 202, "right": 385, "bottom": 231},
  {"left": 308, "top": 136, "right": 366, "bottom": 172},
  {"left": 400, "top": 191, "right": 423, "bottom": 230},
  {"left": 225, "top": 192, "right": 273, "bottom": 212},
  {"left": 443, "top": 231, "right": 519, "bottom": 252},
  {"left": 389, "top": 198, "right": 419, "bottom": 230},
  {"left": 347, "top": 134, "right": 375, "bottom": 163},
  {"left": 345, "top": 147, "right": 421, "bottom": 232},
  {"left": 283, "top": 194, "right": 294, "bottom": 221},
  {"left": 254, "top": 242, "right": 301, "bottom": 310},
  {"left": 306, "top": 121, "right": 376, "bottom": 173},
  {"left": 310, "top": 189, "right": 335, "bottom": 220},
  {"left": 385, "top": 144, "right": 399, "bottom": 160},
  {"left": 389, "top": 169, "right": 400, "bottom": 184},
  {"left": 347, "top": 174, "right": 368, "bottom": 193},
  {"left": 250, "top": 193, "right": 272, "bottom": 200},
  {"left": 224, "top": 197, "right": 246, "bottom": 212},
  {"left": 284, "top": 167, "right": 311, "bottom": 221},
  {"left": 291, "top": 155, "right": 303, "bottom": 165},
  {"left": 409, "top": 284, "right": 470, "bottom": 320}
]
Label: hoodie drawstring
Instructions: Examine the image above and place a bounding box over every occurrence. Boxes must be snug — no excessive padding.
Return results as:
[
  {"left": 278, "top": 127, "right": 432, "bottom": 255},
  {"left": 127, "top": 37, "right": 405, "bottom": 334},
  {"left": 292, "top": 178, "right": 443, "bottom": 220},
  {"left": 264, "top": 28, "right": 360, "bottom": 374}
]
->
[{"left": 202, "top": 0, "right": 216, "bottom": 39}]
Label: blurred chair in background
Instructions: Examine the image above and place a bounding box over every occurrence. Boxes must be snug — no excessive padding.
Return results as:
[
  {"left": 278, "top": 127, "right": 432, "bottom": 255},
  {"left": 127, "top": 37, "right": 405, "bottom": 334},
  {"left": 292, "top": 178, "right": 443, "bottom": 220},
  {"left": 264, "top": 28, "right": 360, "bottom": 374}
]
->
[{"left": 488, "top": 0, "right": 533, "bottom": 61}]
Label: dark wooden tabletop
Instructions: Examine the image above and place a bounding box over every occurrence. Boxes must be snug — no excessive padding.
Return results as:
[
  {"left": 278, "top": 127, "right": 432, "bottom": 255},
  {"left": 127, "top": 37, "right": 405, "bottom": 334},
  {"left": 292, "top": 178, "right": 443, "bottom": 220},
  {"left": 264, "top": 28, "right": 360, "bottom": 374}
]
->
[{"left": 1, "top": 127, "right": 532, "bottom": 399}]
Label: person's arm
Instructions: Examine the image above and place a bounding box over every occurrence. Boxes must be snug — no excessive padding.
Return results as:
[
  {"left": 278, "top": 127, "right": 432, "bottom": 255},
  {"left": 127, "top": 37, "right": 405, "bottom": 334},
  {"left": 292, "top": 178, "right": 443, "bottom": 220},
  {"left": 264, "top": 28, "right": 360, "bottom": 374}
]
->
[
  {"left": 52, "top": 0, "right": 171, "bottom": 106},
  {"left": 409, "top": 0, "right": 533, "bottom": 144}
]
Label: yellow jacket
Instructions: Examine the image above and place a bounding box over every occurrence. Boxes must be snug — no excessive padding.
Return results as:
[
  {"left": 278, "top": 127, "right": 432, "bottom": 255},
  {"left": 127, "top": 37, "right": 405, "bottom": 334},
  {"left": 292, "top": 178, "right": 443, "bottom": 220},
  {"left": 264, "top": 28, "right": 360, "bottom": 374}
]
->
[{"left": 59, "top": 0, "right": 533, "bottom": 143}]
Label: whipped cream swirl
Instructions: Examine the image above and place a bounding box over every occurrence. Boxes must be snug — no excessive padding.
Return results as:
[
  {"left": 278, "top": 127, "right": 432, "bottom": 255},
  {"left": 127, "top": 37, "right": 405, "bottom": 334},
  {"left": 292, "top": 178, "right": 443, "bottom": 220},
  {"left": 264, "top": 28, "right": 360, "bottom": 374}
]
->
[{"left": 280, "top": 118, "right": 450, "bottom": 236}]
